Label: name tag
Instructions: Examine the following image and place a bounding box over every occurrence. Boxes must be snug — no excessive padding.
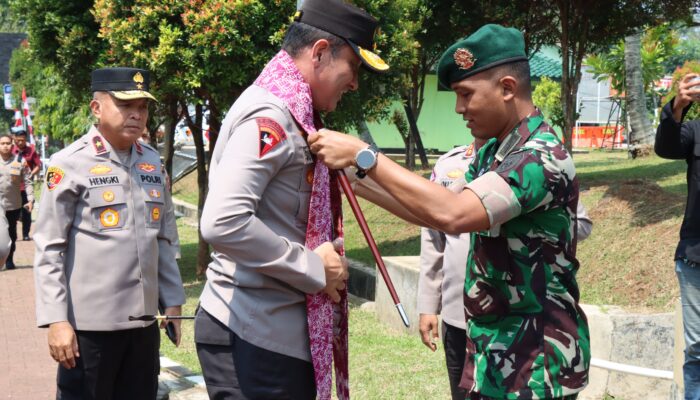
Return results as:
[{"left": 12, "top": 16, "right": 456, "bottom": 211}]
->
[
  {"left": 139, "top": 174, "right": 163, "bottom": 185},
  {"left": 88, "top": 175, "right": 120, "bottom": 187}
]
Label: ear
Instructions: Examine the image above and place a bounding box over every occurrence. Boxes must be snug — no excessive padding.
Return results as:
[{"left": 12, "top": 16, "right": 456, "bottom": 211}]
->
[
  {"left": 90, "top": 98, "right": 102, "bottom": 119},
  {"left": 500, "top": 75, "right": 517, "bottom": 102},
  {"left": 310, "top": 39, "right": 331, "bottom": 69}
]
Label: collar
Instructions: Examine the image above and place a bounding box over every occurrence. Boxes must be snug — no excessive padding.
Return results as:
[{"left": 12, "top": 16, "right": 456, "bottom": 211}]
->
[
  {"left": 493, "top": 108, "right": 545, "bottom": 163},
  {"left": 86, "top": 125, "right": 142, "bottom": 166},
  {"left": 253, "top": 50, "right": 318, "bottom": 134}
]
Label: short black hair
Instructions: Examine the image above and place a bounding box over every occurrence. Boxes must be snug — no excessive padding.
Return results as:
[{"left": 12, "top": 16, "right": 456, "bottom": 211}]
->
[
  {"left": 491, "top": 61, "right": 532, "bottom": 95},
  {"left": 13, "top": 129, "right": 27, "bottom": 138},
  {"left": 282, "top": 22, "right": 347, "bottom": 58},
  {"left": 0, "top": 133, "right": 12, "bottom": 141}
]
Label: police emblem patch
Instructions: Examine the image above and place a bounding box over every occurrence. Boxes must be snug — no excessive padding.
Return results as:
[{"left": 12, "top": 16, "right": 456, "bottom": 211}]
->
[
  {"left": 46, "top": 166, "right": 65, "bottom": 191},
  {"left": 454, "top": 48, "right": 476, "bottom": 70},
  {"left": 257, "top": 118, "right": 287, "bottom": 158},
  {"left": 151, "top": 206, "right": 161, "bottom": 221},
  {"left": 100, "top": 208, "right": 119, "bottom": 228},
  {"left": 137, "top": 163, "right": 157, "bottom": 173},
  {"left": 102, "top": 190, "right": 115, "bottom": 202},
  {"left": 149, "top": 189, "right": 161, "bottom": 199},
  {"left": 90, "top": 165, "right": 112, "bottom": 175}
]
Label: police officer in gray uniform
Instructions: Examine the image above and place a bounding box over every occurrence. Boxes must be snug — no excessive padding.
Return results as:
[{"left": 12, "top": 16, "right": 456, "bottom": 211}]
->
[
  {"left": 0, "top": 132, "right": 33, "bottom": 270},
  {"left": 195, "top": 0, "right": 389, "bottom": 398},
  {"left": 33, "top": 67, "right": 185, "bottom": 400}
]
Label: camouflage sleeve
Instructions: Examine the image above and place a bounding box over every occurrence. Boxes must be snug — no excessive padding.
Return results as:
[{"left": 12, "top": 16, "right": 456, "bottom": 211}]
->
[{"left": 467, "top": 147, "right": 573, "bottom": 226}]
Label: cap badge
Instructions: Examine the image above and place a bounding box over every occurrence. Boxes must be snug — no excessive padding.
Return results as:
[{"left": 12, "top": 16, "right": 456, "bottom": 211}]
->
[
  {"left": 454, "top": 48, "right": 476, "bottom": 70},
  {"left": 133, "top": 72, "right": 144, "bottom": 90}
]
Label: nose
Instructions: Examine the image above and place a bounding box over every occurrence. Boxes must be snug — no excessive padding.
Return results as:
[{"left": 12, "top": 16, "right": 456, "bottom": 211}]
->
[{"left": 455, "top": 96, "right": 466, "bottom": 115}]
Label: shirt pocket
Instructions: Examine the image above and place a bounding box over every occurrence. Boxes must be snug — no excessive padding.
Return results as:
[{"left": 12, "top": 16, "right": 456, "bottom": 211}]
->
[
  {"left": 87, "top": 185, "right": 128, "bottom": 231},
  {"left": 142, "top": 184, "right": 165, "bottom": 229}
]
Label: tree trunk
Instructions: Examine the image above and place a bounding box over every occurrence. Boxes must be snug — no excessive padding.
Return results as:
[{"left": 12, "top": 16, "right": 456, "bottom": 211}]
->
[
  {"left": 624, "top": 32, "right": 654, "bottom": 152},
  {"left": 185, "top": 103, "right": 211, "bottom": 277},
  {"left": 403, "top": 103, "right": 429, "bottom": 168},
  {"left": 357, "top": 120, "right": 378, "bottom": 149},
  {"left": 406, "top": 130, "right": 415, "bottom": 170},
  {"left": 163, "top": 100, "right": 178, "bottom": 190}
]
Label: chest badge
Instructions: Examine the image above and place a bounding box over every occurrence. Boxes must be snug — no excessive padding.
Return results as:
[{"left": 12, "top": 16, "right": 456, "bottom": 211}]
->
[
  {"left": 446, "top": 169, "right": 464, "bottom": 179},
  {"left": 151, "top": 206, "right": 161, "bottom": 222},
  {"left": 149, "top": 189, "right": 161, "bottom": 199},
  {"left": 90, "top": 165, "right": 112, "bottom": 175},
  {"left": 100, "top": 208, "right": 120, "bottom": 228},
  {"left": 102, "top": 190, "right": 115, "bottom": 202},
  {"left": 137, "top": 163, "right": 156, "bottom": 173},
  {"left": 46, "top": 166, "right": 65, "bottom": 191}
]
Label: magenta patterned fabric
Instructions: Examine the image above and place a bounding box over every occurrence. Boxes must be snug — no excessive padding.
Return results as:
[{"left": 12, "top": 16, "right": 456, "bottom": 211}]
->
[{"left": 254, "top": 50, "right": 349, "bottom": 400}]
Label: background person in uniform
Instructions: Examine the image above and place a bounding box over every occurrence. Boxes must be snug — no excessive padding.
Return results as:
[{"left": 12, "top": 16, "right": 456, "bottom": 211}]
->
[
  {"left": 194, "top": 1, "right": 388, "bottom": 398},
  {"left": 655, "top": 72, "right": 700, "bottom": 399},
  {"left": 11, "top": 128, "right": 41, "bottom": 241},
  {"left": 0, "top": 133, "right": 33, "bottom": 270},
  {"left": 417, "top": 138, "right": 593, "bottom": 400},
  {"left": 310, "top": 24, "right": 590, "bottom": 399},
  {"left": 33, "top": 67, "right": 185, "bottom": 400}
]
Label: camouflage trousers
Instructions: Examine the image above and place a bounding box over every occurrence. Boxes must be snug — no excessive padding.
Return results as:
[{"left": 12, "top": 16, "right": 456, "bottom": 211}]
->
[{"left": 468, "top": 394, "right": 578, "bottom": 400}]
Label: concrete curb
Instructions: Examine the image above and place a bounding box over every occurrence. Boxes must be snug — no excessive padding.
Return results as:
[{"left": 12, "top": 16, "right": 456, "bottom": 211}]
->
[{"left": 158, "top": 356, "right": 208, "bottom": 400}]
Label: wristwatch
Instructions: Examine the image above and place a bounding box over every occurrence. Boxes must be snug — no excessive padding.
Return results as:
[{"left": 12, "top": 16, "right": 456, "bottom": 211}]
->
[{"left": 354, "top": 145, "right": 378, "bottom": 179}]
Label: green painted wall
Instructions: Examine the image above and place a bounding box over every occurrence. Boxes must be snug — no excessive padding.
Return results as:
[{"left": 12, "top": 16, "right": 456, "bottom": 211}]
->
[{"left": 365, "top": 74, "right": 474, "bottom": 152}]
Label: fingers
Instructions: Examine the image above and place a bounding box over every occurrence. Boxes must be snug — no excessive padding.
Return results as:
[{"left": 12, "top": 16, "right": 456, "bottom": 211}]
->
[{"left": 173, "top": 321, "right": 182, "bottom": 347}]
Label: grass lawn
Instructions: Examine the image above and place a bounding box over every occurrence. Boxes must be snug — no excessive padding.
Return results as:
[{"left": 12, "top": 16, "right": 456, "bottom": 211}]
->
[{"left": 165, "top": 149, "right": 688, "bottom": 396}]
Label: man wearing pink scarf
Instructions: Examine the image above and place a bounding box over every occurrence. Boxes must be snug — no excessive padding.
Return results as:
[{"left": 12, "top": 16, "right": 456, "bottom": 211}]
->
[{"left": 195, "top": 1, "right": 389, "bottom": 399}]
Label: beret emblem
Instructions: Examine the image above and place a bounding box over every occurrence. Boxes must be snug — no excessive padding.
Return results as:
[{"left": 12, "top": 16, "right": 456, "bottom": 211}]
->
[
  {"left": 133, "top": 72, "right": 144, "bottom": 89},
  {"left": 454, "top": 48, "right": 476, "bottom": 70}
]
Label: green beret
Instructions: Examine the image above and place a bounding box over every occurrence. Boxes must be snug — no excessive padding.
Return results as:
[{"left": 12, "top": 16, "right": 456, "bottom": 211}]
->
[{"left": 437, "top": 24, "right": 527, "bottom": 90}]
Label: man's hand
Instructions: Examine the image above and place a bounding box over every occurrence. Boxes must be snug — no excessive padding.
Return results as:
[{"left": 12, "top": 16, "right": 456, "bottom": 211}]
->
[
  {"left": 309, "top": 129, "right": 368, "bottom": 170},
  {"left": 419, "top": 314, "right": 439, "bottom": 352},
  {"left": 48, "top": 321, "right": 79, "bottom": 369},
  {"left": 161, "top": 306, "right": 182, "bottom": 347},
  {"left": 673, "top": 74, "right": 700, "bottom": 118},
  {"left": 314, "top": 241, "right": 349, "bottom": 303},
  {"left": 23, "top": 201, "right": 33, "bottom": 213}
]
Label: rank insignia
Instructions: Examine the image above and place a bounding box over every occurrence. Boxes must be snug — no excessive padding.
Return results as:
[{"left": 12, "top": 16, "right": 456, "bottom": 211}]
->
[
  {"left": 133, "top": 72, "right": 144, "bottom": 90},
  {"left": 447, "top": 169, "right": 464, "bottom": 179},
  {"left": 46, "top": 166, "right": 65, "bottom": 191},
  {"left": 454, "top": 48, "right": 476, "bottom": 70},
  {"left": 102, "top": 190, "right": 115, "bottom": 203},
  {"left": 149, "top": 189, "right": 161, "bottom": 199},
  {"left": 138, "top": 163, "right": 156, "bottom": 173},
  {"left": 135, "top": 141, "right": 143, "bottom": 154},
  {"left": 100, "top": 208, "right": 119, "bottom": 228},
  {"left": 92, "top": 136, "right": 108, "bottom": 155},
  {"left": 465, "top": 143, "right": 474, "bottom": 157},
  {"left": 151, "top": 206, "right": 161, "bottom": 221},
  {"left": 257, "top": 118, "right": 287, "bottom": 158},
  {"left": 90, "top": 165, "right": 112, "bottom": 175}
]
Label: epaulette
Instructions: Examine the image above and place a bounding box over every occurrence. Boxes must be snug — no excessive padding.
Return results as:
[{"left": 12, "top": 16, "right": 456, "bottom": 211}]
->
[{"left": 438, "top": 145, "right": 469, "bottom": 162}]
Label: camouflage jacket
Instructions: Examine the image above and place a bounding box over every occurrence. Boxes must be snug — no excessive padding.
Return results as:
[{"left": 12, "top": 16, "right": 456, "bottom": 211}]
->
[{"left": 461, "top": 109, "right": 590, "bottom": 399}]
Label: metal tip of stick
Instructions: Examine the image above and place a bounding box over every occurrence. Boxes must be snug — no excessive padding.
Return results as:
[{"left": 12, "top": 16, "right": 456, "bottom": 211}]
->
[{"left": 396, "top": 303, "right": 410, "bottom": 327}]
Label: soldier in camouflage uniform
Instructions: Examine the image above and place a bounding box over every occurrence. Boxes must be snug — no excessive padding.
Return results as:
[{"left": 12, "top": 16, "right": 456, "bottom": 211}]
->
[{"left": 309, "top": 24, "right": 590, "bottom": 399}]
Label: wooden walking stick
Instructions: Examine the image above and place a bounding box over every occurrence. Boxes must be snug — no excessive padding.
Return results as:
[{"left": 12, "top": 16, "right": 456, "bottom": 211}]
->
[{"left": 337, "top": 169, "right": 410, "bottom": 327}]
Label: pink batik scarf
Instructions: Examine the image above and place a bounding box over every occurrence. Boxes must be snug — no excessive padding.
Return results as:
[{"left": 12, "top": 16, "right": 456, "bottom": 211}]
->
[{"left": 254, "top": 50, "right": 349, "bottom": 400}]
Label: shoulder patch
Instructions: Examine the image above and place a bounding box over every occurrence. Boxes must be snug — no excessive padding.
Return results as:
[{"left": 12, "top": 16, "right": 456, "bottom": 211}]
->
[
  {"left": 257, "top": 117, "right": 287, "bottom": 158},
  {"left": 46, "top": 166, "right": 65, "bottom": 191}
]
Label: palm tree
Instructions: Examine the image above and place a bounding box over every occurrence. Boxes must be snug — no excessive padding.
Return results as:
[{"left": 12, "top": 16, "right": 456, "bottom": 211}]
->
[{"left": 624, "top": 32, "right": 655, "bottom": 156}]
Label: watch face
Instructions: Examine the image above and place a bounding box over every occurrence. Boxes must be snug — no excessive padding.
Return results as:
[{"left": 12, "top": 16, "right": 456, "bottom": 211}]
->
[{"left": 356, "top": 149, "right": 376, "bottom": 170}]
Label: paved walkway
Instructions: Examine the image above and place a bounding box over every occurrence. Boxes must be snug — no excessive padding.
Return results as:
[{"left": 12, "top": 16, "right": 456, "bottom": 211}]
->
[{"left": 0, "top": 233, "right": 55, "bottom": 399}]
